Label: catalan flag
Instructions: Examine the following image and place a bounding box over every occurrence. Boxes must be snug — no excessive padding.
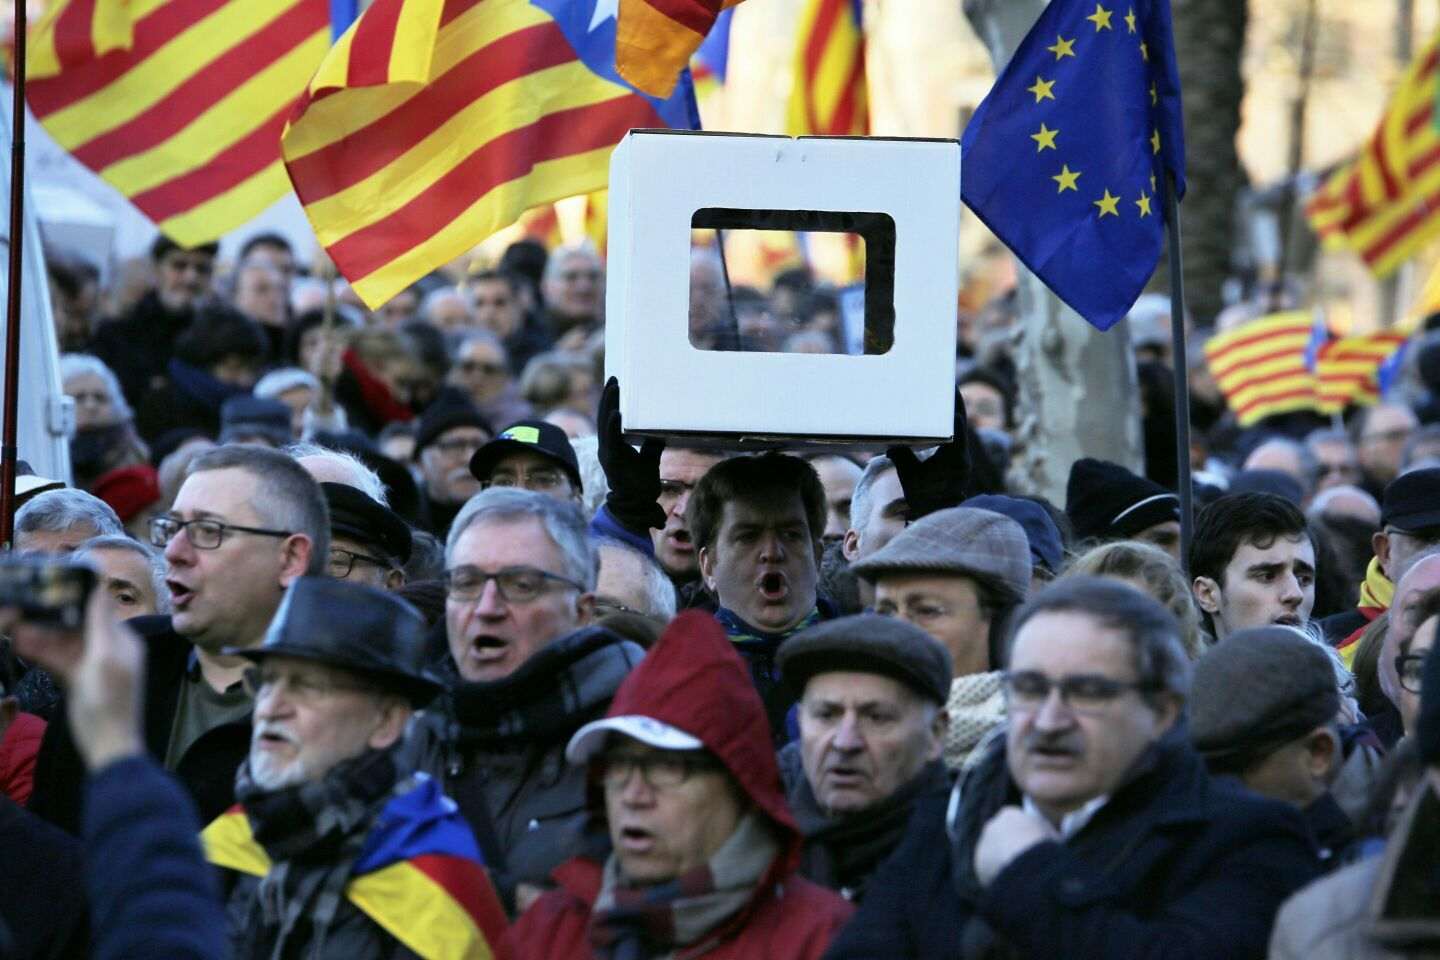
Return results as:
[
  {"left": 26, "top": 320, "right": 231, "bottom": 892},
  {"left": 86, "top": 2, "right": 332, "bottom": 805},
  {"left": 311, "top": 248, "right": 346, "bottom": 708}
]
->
[
  {"left": 203, "top": 776, "right": 508, "bottom": 960},
  {"left": 26, "top": 0, "right": 331, "bottom": 247},
  {"left": 1313, "top": 331, "right": 1410, "bottom": 414},
  {"left": 690, "top": 5, "right": 732, "bottom": 99},
  {"left": 1204, "top": 311, "right": 1326, "bottom": 427},
  {"left": 785, "top": 0, "right": 867, "bottom": 137},
  {"left": 282, "top": 0, "right": 698, "bottom": 310},
  {"left": 616, "top": 0, "right": 737, "bottom": 97},
  {"left": 1305, "top": 32, "right": 1440, "bottom": 277}
]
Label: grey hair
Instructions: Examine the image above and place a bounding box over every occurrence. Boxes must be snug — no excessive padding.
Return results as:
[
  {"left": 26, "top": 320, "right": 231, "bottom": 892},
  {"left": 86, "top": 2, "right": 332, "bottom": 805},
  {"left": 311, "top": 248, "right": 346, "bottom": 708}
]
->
[
  {"left": 1306, "top": 484, "right": 1380, "bottom": 521},
  {"left": 541, "top": 242, "right": 601, "bottom": 285},
  {"left": 1402, "top": 423, "right": 1440, "bottom": 469},
  {"left": 1011, "top": 576, "right": 1193, "bottom": 706},
  {"left": 596, "top": 537, "right": 677, "bottom": 620},
  {"left": 284, "top": 441, "right": 388, "bottom": 506},
  {"left": 16, "top": 489, "right": 124, "bottom": 547},
  {"left": 59, "top": 353, "right": 133, "bottom": 421},
  {"left": 421, "top": 285, "right": 473, "bottom": 323},
  {"left": 571, "top": 434, "right": 607, "bottom": 519},
  {"left": 254, "top": 367, "right": 320, "bottom": 401},
  {"left": 72, "top": 535, "right": 171, "bottom": 614},
  {"left": 848, "top": 453, "right": 895, "bottom": 535},
  {"left": 446, "top": 487, "right": 597, "bottom": 590},
  {"left": 453, "top": 327, "right": 506, "bottom": 358},
  {"left": 186, "top": 445, "right": 330, "bottom": 575}
]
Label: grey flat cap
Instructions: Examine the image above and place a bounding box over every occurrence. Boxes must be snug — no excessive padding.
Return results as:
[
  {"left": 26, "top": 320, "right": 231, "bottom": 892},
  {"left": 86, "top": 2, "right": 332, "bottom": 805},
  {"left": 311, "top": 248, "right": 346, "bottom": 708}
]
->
[
  {"left": 1190, "top": 627, "right": 1340, "bottom": 769},
  {"left": 850, "top": 506, "right": 1031, "bottom": 602},
  {"left": 779, "top": 613, "right": 954, "bottom": 704}
]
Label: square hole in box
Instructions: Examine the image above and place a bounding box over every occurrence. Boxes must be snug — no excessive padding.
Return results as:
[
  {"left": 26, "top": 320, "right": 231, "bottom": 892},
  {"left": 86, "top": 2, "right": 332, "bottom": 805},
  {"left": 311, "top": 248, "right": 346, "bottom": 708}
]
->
[{"left": 688, "top": 208, "right": 895, "bottom": 355}]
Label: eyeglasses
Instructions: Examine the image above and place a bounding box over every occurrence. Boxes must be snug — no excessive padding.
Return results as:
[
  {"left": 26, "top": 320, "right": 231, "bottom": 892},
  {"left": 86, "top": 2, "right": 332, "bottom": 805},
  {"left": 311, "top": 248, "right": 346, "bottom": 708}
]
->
[
  {"left": 443, "top": 565, "right": 583, "bottom": 603},
  {"left": 1396, "top": 653, "right": 1428, "bottom": 694},
  {"left": 150, "top": 515, "right": 292, "bottom": 550},
  {"left": 456, "top": 360, "right": 507, "bottom": 376},
  {"left": 241, "top": 665, "right": 378, "bottom": 702},
  {"left": 559, "top": 269, "right": 600, "bottom": 283},
  {"left": 593, "top": 595, "right": 643, "bottom": 619},
  {"left": 483, "top": 469, "right": 566, "bottom": 492},
  {"left": 433, "top": 437, "right": 486, "bottom": 457},
  {"left": 1002, "top": 670, "right": 1153, "bottom": 713},
  {"left": 596, "top": 751, "right": 723, "bottom": 790},
  {"left": 329, "top": 547, "right": 391, "bottom": 579}
]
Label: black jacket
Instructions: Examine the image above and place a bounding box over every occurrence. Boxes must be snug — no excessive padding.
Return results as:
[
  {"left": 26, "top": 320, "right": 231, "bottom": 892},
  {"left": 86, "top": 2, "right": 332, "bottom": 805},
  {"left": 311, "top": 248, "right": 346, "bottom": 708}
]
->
[
  {"left": 825, "top": 729, "right": 1321, "bottom": 960},
  {"left": 90, "top": 291, "right": 193, "bottom": 408},
  {"left": 28, "top": 616, "right": 250, "bottom": 835},
  {"left": 0, "top": 795, "right": 87, "bottom": 959}
]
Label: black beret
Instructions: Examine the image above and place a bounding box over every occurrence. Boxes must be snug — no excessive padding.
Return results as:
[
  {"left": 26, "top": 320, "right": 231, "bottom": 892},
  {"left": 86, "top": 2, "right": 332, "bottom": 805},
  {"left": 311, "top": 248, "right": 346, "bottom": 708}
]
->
[
  {"left": 778, "top": 613, "right": 953, "bottom": 705},
  {"left": 321, "top": 482, "right": 412, "bottom": 566}
]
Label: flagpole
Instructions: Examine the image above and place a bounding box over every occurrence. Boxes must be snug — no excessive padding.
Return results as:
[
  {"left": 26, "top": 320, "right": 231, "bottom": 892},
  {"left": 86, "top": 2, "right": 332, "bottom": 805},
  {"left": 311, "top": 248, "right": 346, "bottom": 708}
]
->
[
  {"left": 1161, "top": 170, "right": 1194, "bottom": 572},
  {"left": 1, "top": 0, "right": 28, "bottom": 547}
]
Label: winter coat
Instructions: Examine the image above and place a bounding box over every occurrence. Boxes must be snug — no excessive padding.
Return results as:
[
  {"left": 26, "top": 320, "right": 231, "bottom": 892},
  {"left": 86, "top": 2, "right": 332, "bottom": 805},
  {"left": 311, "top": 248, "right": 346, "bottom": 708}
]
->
[
  {"left": 90, "top": 290, "right": 194, "bottom": 408},
  {"left": 0, "top": 711, "right": 45, "bottom": 805},
  {"left": 0, "top": 793, "right": 87, "bottom": 960},
  {"left": 504, "top": 611, "right": 853, "bottom": 960},
  {"left": 28, "top": 616, "right": 250, "bottom": 834},
  {"left": 1269, "top": 785, "right": 1440, "bottom": 960},
  {"left": 824, "top": 728, "right": 1321, "bottom": 960}
]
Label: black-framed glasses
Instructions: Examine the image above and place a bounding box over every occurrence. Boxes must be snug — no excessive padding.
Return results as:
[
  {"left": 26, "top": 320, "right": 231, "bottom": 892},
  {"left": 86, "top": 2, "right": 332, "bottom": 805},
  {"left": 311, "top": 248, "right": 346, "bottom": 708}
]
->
[
  {"left": 482, "top": 468, "right": 566, "bottom": 493},
  {"left": 593, "top": 595, "right": 642, "bottom": 619},
  {"left": 433, "top": 437, "right": 486, "bottom": 457},
  {"left": 150, "top": 515, "right": 292, "bottom": 551},
  {"left": 1002, "top": 670, "right": 1153, "bottom": 714},
  {"left": 443, "top": 565, "right": 583, "bottom": 603},
  {"left": 596, "top": 751, "right": 723, "bottom": 790},
  {"left": 1396, "top": 654, "right": 1428, "bottom": 695},
  {"left": 329, "top": 547, "right": 391, "bottom": 579}
]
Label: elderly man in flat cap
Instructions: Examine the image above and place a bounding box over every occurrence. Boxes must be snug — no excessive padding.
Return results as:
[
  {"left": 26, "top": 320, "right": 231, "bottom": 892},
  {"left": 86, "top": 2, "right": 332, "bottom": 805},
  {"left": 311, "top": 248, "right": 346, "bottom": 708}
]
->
[
  {"left": 776, "top": 613, "right": 953, "bottom": 902},
  {"left": 321, "top": 482, "right": 412, "bottom": 591},
  {"left": 1190, "top": 627, "right": 1357, "bottom": 865},
  {"left": 851, "top": 505, "right": 1032, "bottom": 769}
]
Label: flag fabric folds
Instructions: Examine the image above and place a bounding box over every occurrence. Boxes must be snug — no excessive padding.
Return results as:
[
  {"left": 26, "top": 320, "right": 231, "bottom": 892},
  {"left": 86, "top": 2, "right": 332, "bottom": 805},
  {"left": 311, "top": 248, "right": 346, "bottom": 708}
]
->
[
  {"left": 1313, "top": 332, "right": 1409, "bottom": 414},
  {"left": 281, "top": 0, "right": 699, "bottom": 310},
  {"left": 785, "top": 0, "right": 867, "bottom": 136},
  {"left": 615, "top": 0, "right": 734, "bottom": 97},
  {"left": 1204, "top": 311, "right": 1326, "bottom": 427},
  {"left": 961, "top": 0, "right": 1186, "bottom": 332},
  {"left": 690, "top": 5, "right": 732, "bottom": 97},
  {"left": 1305, "top": 33, "right": 1440, "bottom": 277},
  {"left": 203, "top": 776, "right": 508, "bottom": 960},
  {"left": 26, "top": 0, "right": 331, "bottom": 247}
]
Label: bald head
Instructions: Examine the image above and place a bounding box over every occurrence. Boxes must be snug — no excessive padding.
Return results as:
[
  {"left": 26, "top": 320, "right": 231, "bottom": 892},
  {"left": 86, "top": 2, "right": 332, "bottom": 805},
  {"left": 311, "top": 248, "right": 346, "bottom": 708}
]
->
[{"left": 1307, "top": 484, "right": 1381, "bottom": 526}]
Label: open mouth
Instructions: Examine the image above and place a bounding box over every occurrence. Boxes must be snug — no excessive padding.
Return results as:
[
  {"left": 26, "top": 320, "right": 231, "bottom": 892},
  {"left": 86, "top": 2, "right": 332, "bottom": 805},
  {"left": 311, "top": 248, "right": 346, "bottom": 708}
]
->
[
  {"left": 1273, "top": 614, "right": 1301, "bottom": 627},
  {"left": 825, "top": 764, "right": 866, "bottom": 784},
  {"left": 666, "top": 529, "right": 693, "bottom": 552},
  {"left": 167, "top": 580, "right": 194, "bottom": 609},
  {"left": 469, "top": 635, "right": 509, "bottom": 661},
  {"left": 255, "top": 728, "right": 294, "bottom": 749},
  {"left": 758, "top": 571, "right": 788, "bottom": 602},
  {"left": 617, "top": 825, "right": 655, "bottom": 852},
  {"left": 1029, "top": 740, "right": 1081, "bottom": 763}
]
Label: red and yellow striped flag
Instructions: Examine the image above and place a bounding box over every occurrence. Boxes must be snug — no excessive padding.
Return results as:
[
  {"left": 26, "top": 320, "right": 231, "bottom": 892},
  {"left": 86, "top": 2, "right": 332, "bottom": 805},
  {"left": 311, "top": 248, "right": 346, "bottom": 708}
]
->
[
  {"left": 1314, "top": 332, "right": 1409, "bottom": 414},
  {"left": 1305, "top": 32, "right": 1440, "bottom": 277},
  {"left": 26, "top": 0, "right": 331, "bottom": 247},
  {"left": 1204, "top": 311, "right": 1324, "bottom": 427},
  {"left": 785, "top": 0, "right": 867, "bottom": 137},
  {"left": 616, "top": 0, "right": 737, "bottom": 97},
  {"left": 282, "top": 0, "right": 697, "bottom": 309}
]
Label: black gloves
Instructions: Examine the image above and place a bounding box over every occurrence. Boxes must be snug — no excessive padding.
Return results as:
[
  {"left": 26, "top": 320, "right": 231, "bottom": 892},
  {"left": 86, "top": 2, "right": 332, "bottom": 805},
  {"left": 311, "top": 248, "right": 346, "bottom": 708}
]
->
[
  {"left": 887, "top": 389, "right": 973, "bottom": 521},
  {"left": 597, "top": 377, "right": 667, "bottom": 535}
]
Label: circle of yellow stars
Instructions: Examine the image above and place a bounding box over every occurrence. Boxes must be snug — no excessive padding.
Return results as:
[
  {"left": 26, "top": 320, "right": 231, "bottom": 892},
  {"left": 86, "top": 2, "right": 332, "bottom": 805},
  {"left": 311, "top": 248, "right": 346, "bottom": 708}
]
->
[{"left": 1024, "top": 3, "right": 1162, "bottom": 222}]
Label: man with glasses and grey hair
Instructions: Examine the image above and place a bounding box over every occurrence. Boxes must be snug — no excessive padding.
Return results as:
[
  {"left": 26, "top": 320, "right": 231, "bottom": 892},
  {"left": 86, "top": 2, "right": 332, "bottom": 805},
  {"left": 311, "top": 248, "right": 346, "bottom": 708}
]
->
[
  {"left": 468, "top": 418, "right": 584, "bottom": 504},
  {"left": 430, "top": 487, "right": 643, "bottom": 916},
  {"left": 29, "top": 444, "right": 328, "bottom": 834},
  {"left": 827, "top": 577, "right": 1320, "bottom": 960},
  {"left": 14, "top": 488, "right": 123, "bottom": 555}
]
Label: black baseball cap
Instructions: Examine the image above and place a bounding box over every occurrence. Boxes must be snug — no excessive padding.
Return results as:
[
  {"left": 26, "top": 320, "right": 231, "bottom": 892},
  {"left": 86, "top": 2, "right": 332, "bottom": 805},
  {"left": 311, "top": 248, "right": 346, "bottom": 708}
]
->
[
  {"left": 1381, "top": 467, "right": 1440, "bottom": 532},
  {"left": 468, "top": 419, "right": 582, "bottom": 491}
]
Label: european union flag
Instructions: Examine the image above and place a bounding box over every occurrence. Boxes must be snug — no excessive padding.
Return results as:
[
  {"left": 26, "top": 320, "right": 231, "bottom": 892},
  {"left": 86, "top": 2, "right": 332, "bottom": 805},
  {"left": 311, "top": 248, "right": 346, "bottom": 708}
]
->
[{"left": 961, "top": 0, "right": 1186, "bottom": 331}]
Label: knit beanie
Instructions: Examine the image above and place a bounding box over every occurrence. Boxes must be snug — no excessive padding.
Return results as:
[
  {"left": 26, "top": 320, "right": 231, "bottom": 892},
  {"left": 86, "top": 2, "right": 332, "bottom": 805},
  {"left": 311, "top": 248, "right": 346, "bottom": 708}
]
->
[{"left": 1065, "top": 457, "right": 1179, "bottom": 542}]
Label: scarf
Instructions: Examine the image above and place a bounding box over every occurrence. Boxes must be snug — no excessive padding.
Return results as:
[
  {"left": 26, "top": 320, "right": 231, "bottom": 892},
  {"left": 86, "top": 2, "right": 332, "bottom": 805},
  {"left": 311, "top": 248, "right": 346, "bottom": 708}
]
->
[
  {"left": 791, "top": 759, "right": 950, "bottom": 901},
  {"left": 944, "top": 672, "right": 1007, "bottom": 771},
  {"left": 449, "top": 627, "right": 644, "bottom": 750},
  {"left": 341, "top": 348, "right": 414, "bottom": 425},
  {"left": 233, "top": 746, "right": 406, "bottom": 960},
  {"left": 713, "top": 606, "right": 823, "bottom": 745},
  {"left": 589, "top": 814, "right": 780, "bottom": 960},
  {"left": 1339, "top": 557, "right": 1396, "bottom": 661},
  {"left": 167, "top": 357, "right": 249, "bottom": 413}
]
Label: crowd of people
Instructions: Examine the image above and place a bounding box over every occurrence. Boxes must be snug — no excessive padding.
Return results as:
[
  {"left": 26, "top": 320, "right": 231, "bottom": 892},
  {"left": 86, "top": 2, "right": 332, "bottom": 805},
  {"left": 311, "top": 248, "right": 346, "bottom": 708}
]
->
[{"left": 4, "top": 231, "right": 1440, "bottom": 958}]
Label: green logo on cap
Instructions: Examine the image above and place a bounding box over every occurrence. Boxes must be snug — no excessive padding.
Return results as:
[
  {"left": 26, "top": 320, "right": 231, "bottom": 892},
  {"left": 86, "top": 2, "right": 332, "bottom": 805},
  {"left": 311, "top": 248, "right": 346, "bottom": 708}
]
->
[{"left": 502, "top": 426, "right": 541, "bottom": 444}]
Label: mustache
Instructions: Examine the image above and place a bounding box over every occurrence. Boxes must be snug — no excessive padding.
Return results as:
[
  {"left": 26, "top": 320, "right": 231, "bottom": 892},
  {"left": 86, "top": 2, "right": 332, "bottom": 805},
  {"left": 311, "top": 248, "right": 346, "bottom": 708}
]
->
[
  {"left": 253, "top": 722, "right": 298, "bottom": 746},
  {"left": 1021, "top": 731, "right": 1084, "bottom": 755}
]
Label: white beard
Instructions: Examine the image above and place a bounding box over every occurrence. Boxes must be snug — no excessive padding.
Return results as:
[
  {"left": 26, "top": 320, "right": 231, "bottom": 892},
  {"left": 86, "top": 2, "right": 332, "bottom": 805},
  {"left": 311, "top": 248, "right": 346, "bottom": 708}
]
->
[{"left": 248, "top": 750, "right": 309, "bottom": 792}]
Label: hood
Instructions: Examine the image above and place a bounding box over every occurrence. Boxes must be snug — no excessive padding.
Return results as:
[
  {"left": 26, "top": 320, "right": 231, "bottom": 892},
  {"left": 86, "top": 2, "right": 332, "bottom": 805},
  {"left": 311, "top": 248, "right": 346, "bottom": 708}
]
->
[{"left": 584, "top": 611, "right": 799, "bottom": 849}]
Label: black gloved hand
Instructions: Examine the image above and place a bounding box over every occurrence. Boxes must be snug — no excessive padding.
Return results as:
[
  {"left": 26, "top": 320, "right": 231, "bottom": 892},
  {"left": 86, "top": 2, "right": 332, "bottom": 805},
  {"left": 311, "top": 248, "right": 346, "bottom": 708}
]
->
[
  {"left": 886, "top": 388, "right": 973, "bottom": 522},
  {"left": 597, "top": 377, "right": 667, "bottom": 535}
]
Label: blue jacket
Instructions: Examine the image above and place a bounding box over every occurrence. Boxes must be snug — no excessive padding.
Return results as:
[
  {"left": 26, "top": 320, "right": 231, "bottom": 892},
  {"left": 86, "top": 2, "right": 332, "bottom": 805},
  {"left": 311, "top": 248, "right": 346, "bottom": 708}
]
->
[{"left": 825, "top": 728, "right": 1321, "bottom": 960}]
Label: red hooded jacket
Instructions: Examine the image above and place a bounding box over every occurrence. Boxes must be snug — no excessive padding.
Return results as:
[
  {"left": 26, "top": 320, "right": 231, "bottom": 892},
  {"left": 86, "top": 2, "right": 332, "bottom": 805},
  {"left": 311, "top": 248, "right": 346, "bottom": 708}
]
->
[{"left": 504, "top": 611, "right": 853, "bottom": 959}]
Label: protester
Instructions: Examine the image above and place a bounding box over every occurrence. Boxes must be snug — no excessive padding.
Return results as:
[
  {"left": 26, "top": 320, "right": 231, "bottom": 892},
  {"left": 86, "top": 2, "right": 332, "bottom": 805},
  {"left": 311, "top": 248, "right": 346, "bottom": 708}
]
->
[
  {"left": 963, "top": 493, "right": 1066, "bottom": 592},
  {"left": 540, "top": 244, "right": 603, "bottom": 341},
  {"left": 467, "top": 267, "right": 553, "bottom": 373},
  {"left": 827, "top": 577, "right": 1320, "bottom": 959},
  {"left": 468, "top": 418, "right": 584, "bottom": 503},
  {"left": 1352, "top": 402, "right": 1419, "bottom": 497},
  {"left": 1065, "top": 539, "right": 1206, "bottom": 658},
  {"left": 71, "top": 534, "right": 171, "bottom": 617},
  {"left": 839, "top": 454, "right": 905, "bottom": 605},
  {"left": 200, "top": 578, "right": 506, "bottom": 959},
  {"left": 1380, "top": 556, "right": 1440, "bottom": 742},
  {"left": 254, "top": 367, "right": 321, "bottom": 439},
  {"left": 853, "top": 506, "right": 1030, "bottom": 770},
  {"left": 218, "top": 395, "right": 293, "bottom": 447},
  {"left": 1269, "top": 614, "right": 1440, "bottom": 958},
  {"left": 90, "top": 463, "right": 164, "bottom": 541},
  {"left": 1189, "top": 492, "right": 1316, "bottom": 641},
  {"left": 1394, "top": 587, "right": 1440, "bottom": 744},
  {"left": 1305, "top": 427, "right": 1363, "bottom": 493},
  {"left": 594, "top": 538, "right": 679, "bottom": 625},
  {"left": 777, "top": 614, "right": 952, "bottom": 901},
  {"left": 447, "top": 330, "right": 532, "bottom": 427},
  {"left": 28, "top": 445, "right": 327, "bottom": 834},
  {"left": 806, "top": 454, "right": 864, "bottom": 544},
  {"left": 432, "top": 488, "right": 644, "bottom": 911},
  {"left": 505, "top": 611, "right": 853, "bottom": 959},
  {"left": 411, "top": 398, "right": 492, "bottom": 536},
  {"left": 14, "top": 488, "right": 124, "bottom": 555},
  {"left": 134, "top": 303, "right": 270, "bottom": 443},
  {"left": 1190, "top": 627, "right": 1357, "bottom": 864},
  {"left": 1065, "top": 457, "right": 1183, "bottom": 560},
  {"left": 321, "top": 482, "right": 411, "bottom": 591}
]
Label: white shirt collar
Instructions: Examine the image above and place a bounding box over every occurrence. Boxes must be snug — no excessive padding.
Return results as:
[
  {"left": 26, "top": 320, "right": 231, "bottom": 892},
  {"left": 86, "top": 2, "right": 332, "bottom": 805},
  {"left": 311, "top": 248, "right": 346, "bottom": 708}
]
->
[{"left": 1023, "top": 793, "right": 1110, "bottom": 840}]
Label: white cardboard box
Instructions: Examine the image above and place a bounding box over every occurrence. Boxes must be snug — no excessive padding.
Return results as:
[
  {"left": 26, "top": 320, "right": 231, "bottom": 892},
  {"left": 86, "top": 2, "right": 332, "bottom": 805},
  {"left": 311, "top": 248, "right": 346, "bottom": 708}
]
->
[{"left": 605, "top": 130, "right": 961, "bottom": 447}]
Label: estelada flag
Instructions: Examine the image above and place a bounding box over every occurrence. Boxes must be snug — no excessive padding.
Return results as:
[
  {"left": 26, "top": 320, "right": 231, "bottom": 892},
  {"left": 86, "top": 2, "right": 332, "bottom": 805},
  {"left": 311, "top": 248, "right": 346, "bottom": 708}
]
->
[
  {"left": 26, "top": 0, "right": 331, "bottom": 246},
  {"left": 785, "top": 0, "right": 867, "bottom": 137},
  {"left": 615, "top": 0, "right": 739, "bottom": 97},
  {"left": 1312, "top": 332, "right": 1410, "bottom": 414},
  {"left": 1204, "top": 311, "right": 1327, "bottom": 427},
  {"left": 203, "top": 775, "right": 508, "bottom": 959}
]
